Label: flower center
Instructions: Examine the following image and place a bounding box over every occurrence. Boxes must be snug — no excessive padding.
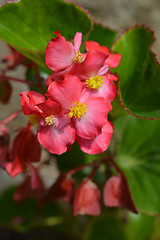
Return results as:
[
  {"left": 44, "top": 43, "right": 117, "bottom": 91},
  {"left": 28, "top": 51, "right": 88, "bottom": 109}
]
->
[
  {"left": 45, "top": 115, "right": 55, "bottom": 126},
  {"left": 85, "top": 76, "right": 105, "bottom": 90},
  {"left": 73, "top": 50, "right": 83, "bottom": 63},
  {"left": 68, "top": 101, "right": 87, "bottom": 119},
  {"left": 28, "top": 114, "right": 40, "bottom": 126}
]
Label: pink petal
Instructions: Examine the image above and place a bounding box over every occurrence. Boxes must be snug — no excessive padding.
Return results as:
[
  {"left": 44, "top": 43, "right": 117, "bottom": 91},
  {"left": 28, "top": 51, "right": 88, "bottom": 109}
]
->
[
  {"left": 73, "top": 180, "right": 101, "bottom": 216},
  {"left": 71, "top": 50, "right": 108, "bottom": 79},
  {"left": 97, "top": 65, "right": 109, "bottom": 76},
  {"left": 86, "top": 75, "right": 117, "bottom": 103},
  {"left": 45, "top": 32, "right": 75, "bottom": 71},
  {"left": 86, "top": 41, "right": 110, "bottom": 54},
  {"left": 107, "top": 73, "right": 118, "bottom": 81},
  {"left": 104, "top": 53, "right": 121, "bottom": 68},
  {"left": 20, "top": 91, "right": 45, "bottom": 115},
  {"left": 76, "top": 121, "right": 113, "bottom": 154},
  {"left": 5, "top": 157, "right": 24, "bottom": 177},
  {"left": 36, "top": 99, "right": 62, "bottom": 118},
  {"left": 37, "top": 122, "right": 76, "bottom": 155},
  {"left": 46, "top": 76, "right": 83, "bottom": 110},
  {"left": 74, "top": 32, "right": 82, "bottom": 52},
  {"left": 75, "top": 97, "right": 108, "bottom": 139}
]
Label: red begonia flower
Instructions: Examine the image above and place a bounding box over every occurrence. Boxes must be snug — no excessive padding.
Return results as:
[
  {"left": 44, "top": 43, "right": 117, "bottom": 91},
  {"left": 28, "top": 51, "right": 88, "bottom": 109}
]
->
[
  {"left": 0, "top": 124, "right": 9, "bottom": 166},
  {"left": 46, "top": 76, "right": 109, "bottom": 140},
  {"left": 39, "top": 174, "right": 75, "bottom": 206},
  {"left": 73, "top": 179, "right": 101, "bottom": 216},
  {"left": 103, "top": 175, "right": 138, "bottom": 213},
  {"left": 76, "top": 120, "right": 113, "bottom": 154},
  {"left": 5, "top": 125, "right": 41, "bottom": 179},
  {"left": 20, "top": 91, "right": 76, "bottom": 155},
  {"left": 86, "top": 41, "right": 121, "bottom": 68},
  {"left": 45, "top": 31, "right": 83, "bottom": 74}
]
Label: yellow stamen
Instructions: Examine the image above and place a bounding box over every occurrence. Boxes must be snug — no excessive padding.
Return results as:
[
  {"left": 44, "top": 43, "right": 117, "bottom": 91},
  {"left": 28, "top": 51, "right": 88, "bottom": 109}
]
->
[
  {"left": 73, "top": 50, "right": 83, "bottom": 63},
  {"left": 45, "top": 115, "right": 55, "bottom": 126},
  {"left": 68, "top": 101, "right": 87, "bottom": 119},
  {"left": 28, "top": 114, "right": 40, "bottom": 126},
  {"left": 85, "top": 76, "right": 105, "bottom": 90}
]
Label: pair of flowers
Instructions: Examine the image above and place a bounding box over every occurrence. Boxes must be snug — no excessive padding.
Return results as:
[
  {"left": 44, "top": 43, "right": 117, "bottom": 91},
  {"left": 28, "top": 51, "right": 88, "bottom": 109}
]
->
[{"left": 20, "top": 31, "right": 121, "bottom": 155}]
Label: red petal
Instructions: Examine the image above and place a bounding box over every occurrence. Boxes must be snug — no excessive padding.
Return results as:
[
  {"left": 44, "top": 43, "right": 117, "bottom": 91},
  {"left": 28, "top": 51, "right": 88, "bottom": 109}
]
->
[{"left": 0, "top": 80, "right": 12, "bottom": 104}]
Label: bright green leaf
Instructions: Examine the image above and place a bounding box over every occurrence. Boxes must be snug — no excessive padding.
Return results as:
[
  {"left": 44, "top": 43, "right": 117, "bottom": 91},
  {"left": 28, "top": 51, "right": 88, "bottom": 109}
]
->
[
  {"left": 112, "top": 26, "right": 160, "bottom": 119},
  {"left": 0, "top": 0, "right": 93, "bottom": 69},
  {"left": 115, "top": 115, "right": 160, "bottom": 215}
]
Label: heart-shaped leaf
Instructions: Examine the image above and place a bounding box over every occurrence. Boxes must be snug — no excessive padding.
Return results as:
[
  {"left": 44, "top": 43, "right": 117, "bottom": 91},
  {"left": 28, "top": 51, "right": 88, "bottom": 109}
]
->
[
  {"left": 115, "top": 115, "right": 160, "bottom": 215},
  {"left": 0, "top": 0, "right": 93, "bottom": 69},
  {"left": 112, "top": 26, "right": 160, "bottom": 119}
]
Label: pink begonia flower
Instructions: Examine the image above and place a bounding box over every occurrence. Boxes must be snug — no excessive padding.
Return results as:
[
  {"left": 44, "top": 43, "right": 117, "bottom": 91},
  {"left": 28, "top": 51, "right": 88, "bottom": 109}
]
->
[
  {"left": 76, "top": 120, "right": 113, "bottom": 154},
  {"left": 45, "top": 31, "right": 83, "bottom": 74},
  {"left": 5, "top": 125, "right": 41, "bottom": 189},
  {"left": 103, "top": 175, "right": 138, "bottom": 213},
  {"left": 20, "top": 91, "right": 76, "bottom": 155},
  {"left": 73, "top": 179, "right": 101, "bottom": 216},
  {"left": 86, "top": 41, "right": 121, "bottom": 68},
  {"left": 46, "top": 76, "right": 109, "bottom": 140},
  {"left": 71, "top": 50, "right": 117, "bottom": 102}
]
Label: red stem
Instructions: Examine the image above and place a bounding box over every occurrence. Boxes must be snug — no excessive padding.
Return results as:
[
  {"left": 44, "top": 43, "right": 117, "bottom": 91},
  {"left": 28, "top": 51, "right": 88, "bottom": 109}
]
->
[
  {"left": 1, "top": 110, "right": 22, "bottom": 125},
  {"left": 67, "top": 162, "right": 94, "bottom": 176},
  {"left": 0, "top": 75, "right": 38, "bottom": 87}
]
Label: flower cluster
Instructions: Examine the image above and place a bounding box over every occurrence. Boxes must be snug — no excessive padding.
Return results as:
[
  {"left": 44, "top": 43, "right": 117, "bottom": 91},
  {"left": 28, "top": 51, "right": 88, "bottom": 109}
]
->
[{"left": 20, "top": 31, "right": 121, "bottom": 155}]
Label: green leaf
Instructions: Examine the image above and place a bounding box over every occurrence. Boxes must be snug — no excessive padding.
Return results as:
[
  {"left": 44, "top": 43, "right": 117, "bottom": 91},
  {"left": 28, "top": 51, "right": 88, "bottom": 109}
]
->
[
  {"left": 84, "top": 213, "right": 126, "bottom": 240},
  {"left": 0, "top": 0, "right": 93, "bottom": 69},
  {"left": 88, "top": 23, "right": 118, "bottom": 48},
  {"left": 125, "top": 213, "right": 154, "bottom": 240},
  {"left": 112, "top": 26, "right": 160, "bottom": 119},
  {"left": 115, "top": 115, "right": 160, "bottom": 215}
]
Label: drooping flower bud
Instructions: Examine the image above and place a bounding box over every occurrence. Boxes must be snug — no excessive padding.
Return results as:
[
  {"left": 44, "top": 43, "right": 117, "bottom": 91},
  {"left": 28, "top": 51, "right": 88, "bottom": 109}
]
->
[
  {"left": 103, "top": 175, "right": 138, "bottom": 213},
  {"left": 0, "top": 124, "right": 9, "bottom": 166},
  {"left": 73, "top": 179, "right": 101, "bottom": 216}
]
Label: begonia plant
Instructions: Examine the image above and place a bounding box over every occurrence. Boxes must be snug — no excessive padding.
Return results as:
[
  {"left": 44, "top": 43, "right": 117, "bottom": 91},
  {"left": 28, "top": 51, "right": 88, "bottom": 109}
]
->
[{"left": 0, "top": 0, "right": 160, "bottom": 239}]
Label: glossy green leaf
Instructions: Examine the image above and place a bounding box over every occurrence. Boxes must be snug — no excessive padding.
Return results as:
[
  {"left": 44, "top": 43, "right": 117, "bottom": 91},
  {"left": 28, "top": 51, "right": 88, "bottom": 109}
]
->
[
  {"left": 84, "top": 214, "right": 126, "bottom": 240},
  {"left": 115, "top": 115, "right": 160, "bottom": 215},
  {"left": 0, "top": 0, "right": 93, "bottom": 69},
  {"left": 88, "top": 23, "right": 118, "bottom": 48},
  {"left": 112, "top": 26, "right": 160, "bottom": 119}
]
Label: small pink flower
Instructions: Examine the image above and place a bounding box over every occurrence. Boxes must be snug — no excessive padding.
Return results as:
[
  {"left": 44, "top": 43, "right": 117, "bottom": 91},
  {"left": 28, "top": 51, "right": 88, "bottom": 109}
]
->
[
  {"left": 71, "top": 50, "right": 117, "bottom": 102},
  {"left": 103, "top": 175, "right": 138, "bottom": 213},
  {"left": 73, "top": 179, "right": 101, "bottom": 216},
  {"left": 20, "top": 91, "right": 76, "bottom": 155},
  {"left": 45, "top": 31, "right": 83, "bottom": 74},
  {"left": 46, "top": 76, "right": 109, "bottom": 140},
  {"left": 86, "top": 41, "right": 121, "bottom": 68}
]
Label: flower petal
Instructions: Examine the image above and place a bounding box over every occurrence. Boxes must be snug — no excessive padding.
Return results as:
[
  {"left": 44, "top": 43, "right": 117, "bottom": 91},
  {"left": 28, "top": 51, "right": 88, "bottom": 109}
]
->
[
  {"left": 75, "top": 97, "right": 108, "bottom": 139},
  {"left": 74, "top": 32, "right": 82, "bottom": 52},
  {"left": 76, "top": 121, "right": 113, "bottom": 154},
  {"left": 20, "top": 91, "right": 45, "bottom": 115},
  {"left": 37, "top": 122, "right": 76, "bottom": 155},
  {"left": 46, "top": 76, "right": 83, "bottom": 110},
  {"left": 45, "top": 32, "right": 75, "bottom": 72},
  {"left": 86, "top": 41, "right": 110, "bottom": 54},
  {"left": 37, "top": 99, "right": 62, "bottom": 118},
  {"left": 71, "top": 50, "right": 108, "bottom": 79},
  {"left": 104, "top": 53, "right": 121, "bottom": 68}
]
